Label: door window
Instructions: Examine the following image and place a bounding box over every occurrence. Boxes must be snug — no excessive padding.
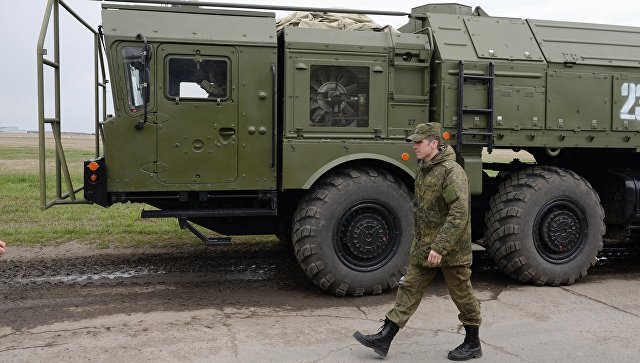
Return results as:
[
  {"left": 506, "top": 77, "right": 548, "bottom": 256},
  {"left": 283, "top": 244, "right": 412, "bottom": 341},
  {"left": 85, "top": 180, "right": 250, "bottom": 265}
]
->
[{"left": 166, "top": 57, "right": 229, "bottom": 100}]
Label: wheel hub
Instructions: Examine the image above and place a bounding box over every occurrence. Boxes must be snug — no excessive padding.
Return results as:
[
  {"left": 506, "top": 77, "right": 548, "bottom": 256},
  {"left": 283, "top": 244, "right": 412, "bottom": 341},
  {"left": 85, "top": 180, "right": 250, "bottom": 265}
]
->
[
  {"left": 334, "top": 202, "right": 399, "bottom": 271},
  {"left": 345, "top": 213, "right": 389, "bottom": 260},
  {"left": 534, "top": 199, "right": 587, "bottom": 264},
  {"left": 540, "top": 210, "right": 580, "bottom": 253}
]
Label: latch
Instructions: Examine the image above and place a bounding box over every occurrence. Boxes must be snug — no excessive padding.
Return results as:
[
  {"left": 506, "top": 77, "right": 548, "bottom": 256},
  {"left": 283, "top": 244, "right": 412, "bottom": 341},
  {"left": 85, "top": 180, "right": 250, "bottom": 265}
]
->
[{"left": 562, "top": 52, "right": 578, "bottom": 67}]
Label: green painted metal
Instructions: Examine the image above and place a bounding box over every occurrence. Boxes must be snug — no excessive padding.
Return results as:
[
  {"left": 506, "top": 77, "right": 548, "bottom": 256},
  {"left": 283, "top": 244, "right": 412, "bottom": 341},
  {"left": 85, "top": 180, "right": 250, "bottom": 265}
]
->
[
  {"left": 101, "top": 4, "right": 277, "bottom": 192},
  {"left": 280, "top": 27, "right": 430, "bottom": 189},
  {"left": 416, "top": 6, "right": 640, "bottom": 192},
  {"left": 413, "top": 6, "right": 640, "bottom": 149},
  {"left": 101, "top": 5, "right": 277, "bottom": 45},
  {"left": 35, "top": 0, "right": 640, "bottom": 295},
  {"left": 38, "top": 1, "right": 640, "bottom": 202},
  {"left": 529, "top": 20, "right": 640, "bottom": 68},
  {"left": 299, "top": 152, "right": 416, "bottom": 190},
  {"left": 282, "top": 144, "right": 417, "bottom": 190}
]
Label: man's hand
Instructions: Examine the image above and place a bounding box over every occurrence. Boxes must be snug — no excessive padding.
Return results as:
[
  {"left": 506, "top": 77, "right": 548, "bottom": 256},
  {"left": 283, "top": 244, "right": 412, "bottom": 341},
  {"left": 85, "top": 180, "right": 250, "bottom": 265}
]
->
[
  {"left": 200, "top": 79, "right": 212, "bottom": 90},
  {"left": 0, "top": 240, "right": 6, "bottom": 256},
  {"left": 427, "top": 249, "right": 442, "bottom": 266}
]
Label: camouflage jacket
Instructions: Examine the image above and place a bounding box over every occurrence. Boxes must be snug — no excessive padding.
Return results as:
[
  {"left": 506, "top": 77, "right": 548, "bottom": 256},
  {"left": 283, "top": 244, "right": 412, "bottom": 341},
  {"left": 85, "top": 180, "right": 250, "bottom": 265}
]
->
[
  {"left": 409, "top": 145, "right": 472, "bottom": 267},
  {"left": 200, "top": 80, "right": 225, "bottom": 97}
]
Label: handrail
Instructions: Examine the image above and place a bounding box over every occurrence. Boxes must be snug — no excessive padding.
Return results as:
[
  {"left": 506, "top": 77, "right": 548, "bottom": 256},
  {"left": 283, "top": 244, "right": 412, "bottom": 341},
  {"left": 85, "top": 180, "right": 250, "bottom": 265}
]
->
[
  {"left": 37, "top": 0, "right": 108, "bottom": 209},
  {"left": 59, "top": 0, "right": 98, "bottom": 34},
  {"left": 92, "top": 0, "right": 411, "bottom": 17}
]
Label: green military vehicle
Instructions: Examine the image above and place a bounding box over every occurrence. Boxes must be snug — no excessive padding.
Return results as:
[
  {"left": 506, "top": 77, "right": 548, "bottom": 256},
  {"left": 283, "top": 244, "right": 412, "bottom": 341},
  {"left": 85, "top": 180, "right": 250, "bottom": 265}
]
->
[{"left": 38, "top": 0, "right": 640, "bottom": 295}]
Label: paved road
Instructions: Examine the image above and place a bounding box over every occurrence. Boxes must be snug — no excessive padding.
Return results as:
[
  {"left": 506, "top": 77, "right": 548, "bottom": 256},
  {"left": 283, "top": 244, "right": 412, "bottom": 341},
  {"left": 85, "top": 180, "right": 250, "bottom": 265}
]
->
[{"left": 1, "top": 243, "right": 639, "bottom": 362}]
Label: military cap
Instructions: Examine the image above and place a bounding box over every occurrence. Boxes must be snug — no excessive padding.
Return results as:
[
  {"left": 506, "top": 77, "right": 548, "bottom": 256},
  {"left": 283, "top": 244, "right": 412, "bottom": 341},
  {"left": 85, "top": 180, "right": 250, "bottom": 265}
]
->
[{"left": 406, "top": 122, "right": 445, "bottom": 143}]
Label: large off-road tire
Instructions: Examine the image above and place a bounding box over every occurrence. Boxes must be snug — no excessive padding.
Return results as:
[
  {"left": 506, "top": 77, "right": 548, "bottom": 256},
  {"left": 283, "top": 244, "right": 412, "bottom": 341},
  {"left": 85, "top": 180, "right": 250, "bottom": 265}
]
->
[
  {"left": 485, "top": 166, "right": 605, "bottom": 285},
  {"left": 292, "top": 167, "right": 414, "bottom": 296}
]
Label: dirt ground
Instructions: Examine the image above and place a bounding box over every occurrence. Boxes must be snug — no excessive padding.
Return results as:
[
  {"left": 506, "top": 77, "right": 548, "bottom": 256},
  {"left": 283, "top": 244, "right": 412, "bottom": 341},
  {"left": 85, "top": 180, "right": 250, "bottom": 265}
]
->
[
  {"left": 1, "top": 242, "right": 639, "bottom": 362},
  {"left": 0, "top": 132, "right": 96, "bottom": 149},
  {"left": 0, "top": 132, "right": 631, "bottom": 361},
  {"left": 0, "top": 132, "right": 97, "bottom": 175}
]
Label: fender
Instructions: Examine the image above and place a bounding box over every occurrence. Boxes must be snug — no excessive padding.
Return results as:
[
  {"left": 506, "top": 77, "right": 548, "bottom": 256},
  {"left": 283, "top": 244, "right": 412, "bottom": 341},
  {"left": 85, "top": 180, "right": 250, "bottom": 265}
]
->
[{"left": 301, "top": 153, "right": 416, "bottom": 189}]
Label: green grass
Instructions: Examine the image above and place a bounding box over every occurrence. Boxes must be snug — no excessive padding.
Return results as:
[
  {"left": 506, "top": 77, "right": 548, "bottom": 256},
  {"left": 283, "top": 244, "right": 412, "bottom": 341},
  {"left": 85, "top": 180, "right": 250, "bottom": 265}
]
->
[{"left": 0, "top": 137, "right": 276, "bottom": 247}]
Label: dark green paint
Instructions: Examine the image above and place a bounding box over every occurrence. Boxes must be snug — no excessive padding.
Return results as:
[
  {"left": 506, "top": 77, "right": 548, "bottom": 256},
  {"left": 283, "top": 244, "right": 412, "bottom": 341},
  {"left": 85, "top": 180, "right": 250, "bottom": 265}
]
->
[{"left": 38, "top": 1, "right": 640, "bottom": 199}]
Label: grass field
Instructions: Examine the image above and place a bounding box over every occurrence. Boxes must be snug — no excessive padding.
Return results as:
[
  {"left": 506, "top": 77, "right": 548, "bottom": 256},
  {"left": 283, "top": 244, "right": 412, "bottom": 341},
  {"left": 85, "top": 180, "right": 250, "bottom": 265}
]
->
[{"left": 0, "top": 133, "right": 275, "bottom": 247}]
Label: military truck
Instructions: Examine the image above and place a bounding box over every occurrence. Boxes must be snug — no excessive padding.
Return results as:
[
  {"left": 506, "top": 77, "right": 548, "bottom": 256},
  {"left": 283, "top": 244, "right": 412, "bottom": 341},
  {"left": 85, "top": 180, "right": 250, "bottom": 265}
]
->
[{"left": 38, "top": 0, "right": 640, "bottom": 296}]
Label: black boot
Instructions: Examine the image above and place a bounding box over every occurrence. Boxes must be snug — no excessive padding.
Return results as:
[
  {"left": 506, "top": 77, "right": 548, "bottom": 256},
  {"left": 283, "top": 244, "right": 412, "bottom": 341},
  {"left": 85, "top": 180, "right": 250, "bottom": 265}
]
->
[
  {"left": 353, "top": 318, "right": 400, "bottom": 357},
  {"left": 448, "top": 325, "right": 482, "bottom": 361}
]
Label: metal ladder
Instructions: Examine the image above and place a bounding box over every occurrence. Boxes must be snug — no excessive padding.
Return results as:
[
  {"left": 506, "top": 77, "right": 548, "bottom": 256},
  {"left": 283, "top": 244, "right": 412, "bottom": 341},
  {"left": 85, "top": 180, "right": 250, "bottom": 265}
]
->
[{"left": 456, "top": 61, "right": 495, "bottom": 153}]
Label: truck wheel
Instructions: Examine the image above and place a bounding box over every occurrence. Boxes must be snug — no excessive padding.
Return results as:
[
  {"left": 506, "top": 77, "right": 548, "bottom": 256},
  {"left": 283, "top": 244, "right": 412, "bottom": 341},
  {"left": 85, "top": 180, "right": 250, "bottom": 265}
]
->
[
  {"left": 485, "top": 166, "right": 605, "bottom": 285},
  {"left": 292, "top": 167, "right": 413, "bottom": 296}
]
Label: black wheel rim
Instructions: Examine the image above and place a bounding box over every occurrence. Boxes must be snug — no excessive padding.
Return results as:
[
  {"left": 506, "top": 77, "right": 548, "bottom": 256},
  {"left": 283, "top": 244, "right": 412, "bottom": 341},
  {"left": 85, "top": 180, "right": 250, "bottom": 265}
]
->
[
  {"left": 533, "top": 198, "right": 588, "bottom": 264},
  {"left": 333, "top": 202, "right": 400, "bottom": 272}
]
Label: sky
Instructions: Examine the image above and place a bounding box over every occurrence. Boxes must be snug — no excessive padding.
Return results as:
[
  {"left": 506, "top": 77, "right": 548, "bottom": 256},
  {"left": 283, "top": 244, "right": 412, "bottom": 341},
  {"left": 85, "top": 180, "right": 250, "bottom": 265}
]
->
[{"left": 2, "top": 0, "right": 640, "bottom": 133}]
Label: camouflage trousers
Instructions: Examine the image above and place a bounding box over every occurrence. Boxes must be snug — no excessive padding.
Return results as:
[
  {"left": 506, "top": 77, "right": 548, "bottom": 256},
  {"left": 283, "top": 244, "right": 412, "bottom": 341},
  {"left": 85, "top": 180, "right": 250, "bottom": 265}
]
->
[{"left": 386, "top": 263, "right": 482, "bottom": 328}]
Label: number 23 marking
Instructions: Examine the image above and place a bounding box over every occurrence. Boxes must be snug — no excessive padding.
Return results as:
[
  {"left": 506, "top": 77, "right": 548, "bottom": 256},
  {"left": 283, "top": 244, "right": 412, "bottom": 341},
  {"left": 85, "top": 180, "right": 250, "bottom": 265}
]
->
[{"left": 620, "top": 83, "right": 640, "bottom": 120}]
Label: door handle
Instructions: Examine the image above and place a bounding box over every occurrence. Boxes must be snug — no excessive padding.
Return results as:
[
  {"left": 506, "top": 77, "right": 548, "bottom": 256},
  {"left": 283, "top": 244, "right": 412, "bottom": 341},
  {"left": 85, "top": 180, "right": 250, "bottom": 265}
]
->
[
  {"left": 219, "top": 128, "right": 236, "bottom": 143},
  {"left": 219, "top": 128, "right": 236, "bottom": 136}
]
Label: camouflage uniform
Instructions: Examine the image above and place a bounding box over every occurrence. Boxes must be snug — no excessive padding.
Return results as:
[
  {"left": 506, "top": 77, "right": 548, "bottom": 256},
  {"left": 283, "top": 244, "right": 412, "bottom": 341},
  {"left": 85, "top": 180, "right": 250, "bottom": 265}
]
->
[
  {"left": 386, "top": 124, "right": 481, "bottom": 329},
  {"left": 200, "top": 79, "right": 225, "bottom": 97}
]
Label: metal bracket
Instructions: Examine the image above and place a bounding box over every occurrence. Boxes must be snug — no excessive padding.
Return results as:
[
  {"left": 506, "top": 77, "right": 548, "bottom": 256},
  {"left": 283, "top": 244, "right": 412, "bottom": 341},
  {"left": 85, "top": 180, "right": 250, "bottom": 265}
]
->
[{"left": 178, "top": 218, "right": 232, "bottom": 246}]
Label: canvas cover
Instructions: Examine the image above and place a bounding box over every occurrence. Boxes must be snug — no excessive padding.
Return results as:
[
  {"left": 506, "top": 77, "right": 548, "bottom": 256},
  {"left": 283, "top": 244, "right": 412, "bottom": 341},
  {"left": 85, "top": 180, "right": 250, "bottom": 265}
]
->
[{"left": 276, "top": 11, "right": 395, "bottom": 32}]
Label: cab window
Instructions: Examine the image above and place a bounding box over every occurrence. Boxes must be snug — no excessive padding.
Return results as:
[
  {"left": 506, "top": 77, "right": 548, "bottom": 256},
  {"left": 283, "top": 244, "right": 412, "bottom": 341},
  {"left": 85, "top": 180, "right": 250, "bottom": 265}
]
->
[{"left": 167, "top": 57, "right": 229, "bottom": 100}]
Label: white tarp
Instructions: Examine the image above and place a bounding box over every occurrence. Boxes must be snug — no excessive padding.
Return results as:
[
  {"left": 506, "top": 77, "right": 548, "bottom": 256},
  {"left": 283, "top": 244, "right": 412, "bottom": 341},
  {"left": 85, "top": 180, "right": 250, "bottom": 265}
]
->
[{"left": 276, "top": 11, "right": 396, "bottom": 32}]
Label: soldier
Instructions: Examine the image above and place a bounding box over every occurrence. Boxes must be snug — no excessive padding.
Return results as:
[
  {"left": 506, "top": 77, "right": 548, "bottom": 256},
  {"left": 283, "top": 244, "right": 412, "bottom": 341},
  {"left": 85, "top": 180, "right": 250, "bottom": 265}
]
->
[
  {"left": 199, "top": 66, "right": 226, "bottom": 98},
  {"left": 353, "top": 123, "right": 482, "bottom": 361}
]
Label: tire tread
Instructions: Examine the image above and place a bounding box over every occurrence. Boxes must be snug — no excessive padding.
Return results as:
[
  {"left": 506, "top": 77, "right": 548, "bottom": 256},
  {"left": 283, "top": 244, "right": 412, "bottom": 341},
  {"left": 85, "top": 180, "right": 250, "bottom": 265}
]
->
[
  {"left": 292, "top": 167, "right": 412, "bottom": 296},
  {"left": 484, "top": 166, "right": 605, "bottom": 286}
]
